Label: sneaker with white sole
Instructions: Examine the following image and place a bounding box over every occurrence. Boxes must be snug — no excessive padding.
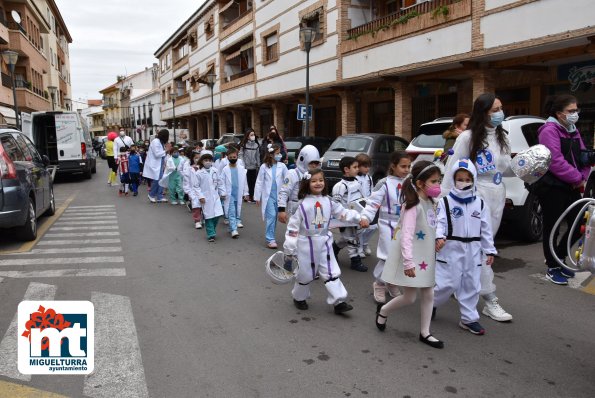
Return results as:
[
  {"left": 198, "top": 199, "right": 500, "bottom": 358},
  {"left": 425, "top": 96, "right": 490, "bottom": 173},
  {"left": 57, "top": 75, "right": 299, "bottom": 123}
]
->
[
  {"left": 179, "top": 201, "right": 186, "bottom": 206},
  {"left": 170, "top": 201, "right": 178, "bottom": 205},
  {"left": 459, "top": 321, "right": 485, "bottom": 335},
  {"left": 546, "top": 268, "right": 569, "bottom": 285},
  {"left": 158, "top": 198, "right": 168, "bottom": 203},
  {"left": 148, "top": 195, "right": 157, "bottom": 203},
  {"left": 231, "top": 230, "right": 239, "bottom": 239},
  {"left": 359, "top": 251, "right": 367, "bottom": 258},
  {"left": 372, "top": 282, "right": 386, "bottom": 303},
  {"left": 237, "top": 222, "right": 244, "bottom": 228},
  {"left": 482, "top": 298, "right": 513, "bottom": 322},
  {"left": 195, "top": 222, "right": 202, "bottom": 229},
  {"left": 223, "top": 219, "right": 229, "bottom": 225}
]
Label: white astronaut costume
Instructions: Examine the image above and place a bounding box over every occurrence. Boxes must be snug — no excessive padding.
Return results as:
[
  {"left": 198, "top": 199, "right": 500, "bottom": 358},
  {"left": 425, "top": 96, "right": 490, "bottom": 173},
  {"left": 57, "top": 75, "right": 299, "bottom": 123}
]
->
[
  {"left": 442, "top": 127, "right": 512, "bottom": 296},
  {"left": 332, "top": 177, "right": 364, "bottom": 258},
  {"left": 361, "top": 175, "right": 405, "bottom": 282},
  {"left": 284, "top": 195, "right": 362, "bottom": 305},
  {"left": 434, "top": 160, "right": 497, "bottom": 323},
  {"left": 357, "top": 173, "right": 378, "bottom": 255},
  {"left": 277, "top": 145, "right": 320, "bottom": 216}
]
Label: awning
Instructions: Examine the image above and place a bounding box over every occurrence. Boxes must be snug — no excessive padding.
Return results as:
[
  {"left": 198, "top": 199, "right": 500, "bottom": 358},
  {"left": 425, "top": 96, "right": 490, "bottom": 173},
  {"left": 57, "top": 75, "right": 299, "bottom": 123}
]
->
[
  {"left": 225, "top": 49, "right": 242, "bottom": 61},
  {"left": 240, "top": 41, "right": 253, "bottom": 52},
  {"left": 220, "top": 0, "right": 235, "bottom": 14},
  {"left": 0, "top": 105, "right": 17, "bottom": 126},
  {"left": 198, "top": 65, "right": 215, "bottom": 83},
  {"left": 182, "top": 72, "right": 192, "bottom": 81},
  {"left": 302, "top": 8, "right": 321, "bottom": 21}
]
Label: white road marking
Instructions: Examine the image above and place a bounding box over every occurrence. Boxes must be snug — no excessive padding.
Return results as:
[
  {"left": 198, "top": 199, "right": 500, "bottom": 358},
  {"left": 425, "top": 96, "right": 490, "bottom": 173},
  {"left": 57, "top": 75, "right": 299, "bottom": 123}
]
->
[
  {"left": 65, "top": 210, "right": 116, "bottom": 213},
  {"left": 50, "top": 226, "right": 119, "bottom": 231},
  {"left": 59, "top": 216, "right": 118, "bottom": 221},
  {"left": 7, "top": 247, "right": 122, "bottom": 255},
  {"left": 0, "top": 282, "right": 57, "bottom": 381},
  {"left": 0, "top": 256, "right": 124, "bottom": 266},
  {"left": 0, "top": 268, "right": 126, "bottom": 278},
  {"left": 530, "top": 272, "right": 591, "bottom": 289},
  {"left": 38, "top": 239, "right": 121, "bottom": 246},
  {"left": 44, "top": 232, "right": 120, "bottom": 237},
  {"left": 68, "top": 205, "right": 115, "bottom": 209},
  {"left": 55, "top": 220, "right": 116, "bottom": 225},
  {"left": 84, "top": 292, "right": 149, "bottom": 398}
]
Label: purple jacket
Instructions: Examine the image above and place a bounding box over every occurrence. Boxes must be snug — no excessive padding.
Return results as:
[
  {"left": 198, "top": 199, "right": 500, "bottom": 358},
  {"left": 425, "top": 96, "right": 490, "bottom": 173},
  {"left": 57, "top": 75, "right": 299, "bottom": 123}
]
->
[{"left": 538, "top": 121, "right": 590, "bottom": 185}]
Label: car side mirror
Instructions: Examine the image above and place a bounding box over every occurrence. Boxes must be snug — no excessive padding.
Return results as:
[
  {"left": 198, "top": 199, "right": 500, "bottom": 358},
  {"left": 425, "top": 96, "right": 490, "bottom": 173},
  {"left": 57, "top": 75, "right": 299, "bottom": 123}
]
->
[{"left": 42, "top": 155, "right": 50, "bottom": 167}]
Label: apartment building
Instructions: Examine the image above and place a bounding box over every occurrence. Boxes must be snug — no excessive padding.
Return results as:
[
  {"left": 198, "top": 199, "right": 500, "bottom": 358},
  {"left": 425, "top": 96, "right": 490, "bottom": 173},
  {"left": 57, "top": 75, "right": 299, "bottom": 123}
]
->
[{"left": 154, "top": 0, "right": 595, "bottom": 145}]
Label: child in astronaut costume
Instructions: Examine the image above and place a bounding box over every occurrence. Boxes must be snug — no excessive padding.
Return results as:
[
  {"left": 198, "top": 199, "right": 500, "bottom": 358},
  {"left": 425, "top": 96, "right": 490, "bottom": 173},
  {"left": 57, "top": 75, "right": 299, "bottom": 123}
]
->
[
  {"left": 434, "top": 160, "right": 497, "bottom": 335},
  {"left": 277, "top": 145, "right": 321, "bottom": 223},
  {"left": 361, "top": 151, "right": 411, "bottom": 303},
  {"left": 284, "top": 169, "right": 368, "bottom": 314},
  {"left": 332, "top": 156, "right": 367, "bottom": 272}
]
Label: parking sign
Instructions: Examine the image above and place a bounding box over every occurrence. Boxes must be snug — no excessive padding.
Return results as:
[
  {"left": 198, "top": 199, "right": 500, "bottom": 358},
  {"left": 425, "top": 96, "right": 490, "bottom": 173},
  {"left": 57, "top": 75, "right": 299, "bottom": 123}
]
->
[{"left": 297, "top": 104, "right": 312, "bottom": 121}]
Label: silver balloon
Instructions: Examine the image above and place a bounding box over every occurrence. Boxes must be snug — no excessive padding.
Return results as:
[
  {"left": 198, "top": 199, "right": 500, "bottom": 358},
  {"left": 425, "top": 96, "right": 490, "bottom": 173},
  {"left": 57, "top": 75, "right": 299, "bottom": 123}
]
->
[{"left": 511, "top": 144, "right": 552, "bottom": 184}]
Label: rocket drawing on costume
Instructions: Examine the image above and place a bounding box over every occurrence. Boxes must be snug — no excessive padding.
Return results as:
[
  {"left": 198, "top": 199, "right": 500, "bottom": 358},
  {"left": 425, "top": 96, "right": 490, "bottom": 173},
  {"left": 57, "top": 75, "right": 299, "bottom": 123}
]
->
[
  {"left": 395, "top": 184, "right": 402, "bottom": 215},
  {"left": 313, "top": 201, "right": 326, "bottom": 229}
]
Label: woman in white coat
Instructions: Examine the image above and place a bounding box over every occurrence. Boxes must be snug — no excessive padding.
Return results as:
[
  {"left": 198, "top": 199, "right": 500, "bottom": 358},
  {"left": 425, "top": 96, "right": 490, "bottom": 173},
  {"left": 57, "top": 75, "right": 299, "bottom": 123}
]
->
[
  {"left": 254, "top": 144, "right": 288, "bottom": 248},
  {"left": 442, "top": 93, "right": 513, "bottom": 322},
  {"left": 144, "top": 129, "right": 171, "bottom": 203}
]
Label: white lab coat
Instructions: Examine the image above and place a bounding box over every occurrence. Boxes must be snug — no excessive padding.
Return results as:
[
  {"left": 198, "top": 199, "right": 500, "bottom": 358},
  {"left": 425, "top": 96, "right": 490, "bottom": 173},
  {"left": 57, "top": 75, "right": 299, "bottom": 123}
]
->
[
  {"left": 254, "top": 162, "right": 288, "bottom": 220},
  {"left": 216, "top": 157, "right": 244, "bottom": 174},
  {"left": 186, "top": 166, "right": 203, "bottom": 209},
  {"left": 194, "top": 167, "right": 224, "bottom": 219},
  {"left": 278, "top": 168, "right": 303, "bottom": 215},
  {"left": 159, "top": 155, "right": 188, "bottom": 188},
  {"left": 220, "top": 164, "right": 249, "bottom": 218},
  {"left": 143, "top": 139, "right": 166, "bottom": 181},
  {"left": 113, "top": 135, "right": 134, "bottom": 159}
]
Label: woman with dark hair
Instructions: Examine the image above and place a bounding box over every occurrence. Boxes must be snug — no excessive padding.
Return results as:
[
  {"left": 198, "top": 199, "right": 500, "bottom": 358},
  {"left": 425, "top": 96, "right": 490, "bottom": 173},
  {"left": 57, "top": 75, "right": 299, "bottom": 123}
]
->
[
  {"left": 536, "top": 94, "right": 589, "bottom": 285},
  {"left": 443, "top": 113, "right": 470, "bottom": 154},
  {"left": 239, "top": 128, "right": 261, "bottom": 202},
  {"left": 262, "top": 125, "right": 287, "bottom": 162},
  {"left": 144, "top": 129, "right": 171, "bottom": 203},
  {"left": 442, "top": 93, "right": 513, "bottom": 323}
]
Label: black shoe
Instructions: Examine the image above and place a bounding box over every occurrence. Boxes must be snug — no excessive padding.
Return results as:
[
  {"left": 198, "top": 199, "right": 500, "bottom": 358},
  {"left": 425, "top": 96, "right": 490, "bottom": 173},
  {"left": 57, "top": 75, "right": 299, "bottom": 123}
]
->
[
  {"left": 375, "top": 304, "right": 387, "bottom": 331},
  {"left": 293, "top": 299, "right": 308, "bottom": 310},
  {"left": 334, "top": 302, "right": 354, "bottom": 314},
  {"left": 432, "top": 307, "right": 436, "bottom": 320},
  {"left": 419, "top": 333, "right": 444, "bottom": 349},
  {"left": 350, "top": 256, "right": 368, "bottom": 272},
  {"left": 332, "top": 242, "right": 341, "bottom": 257}
]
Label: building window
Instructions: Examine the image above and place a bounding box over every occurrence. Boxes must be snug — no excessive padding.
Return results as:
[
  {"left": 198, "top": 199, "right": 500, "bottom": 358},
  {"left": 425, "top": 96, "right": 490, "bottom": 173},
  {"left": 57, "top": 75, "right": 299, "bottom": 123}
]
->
[
  {"left": 261, "top": 25, "right": 279, "bottom": 65},
  {"left": 166, "top": 53, "right": 171, "bottom": 69},
  {"left": 299, "top": 5, "right": 325, "bottom": 48},
  {"left": 221, "top": 37, "right": 254, "bottom": 82},
  {"left": 204, "top": 14, "right": 214, "bottom": 40},
  {"left": 175, "top": 41, "right": 188, "bottom": 63},
  {"left": 219, "top": 0, "right": 252, "bottom": 31}
]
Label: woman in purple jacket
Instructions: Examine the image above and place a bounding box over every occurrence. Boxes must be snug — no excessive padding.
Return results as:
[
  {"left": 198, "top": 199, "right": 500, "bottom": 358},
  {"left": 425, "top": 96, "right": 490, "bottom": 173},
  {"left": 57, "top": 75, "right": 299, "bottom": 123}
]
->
[{"left": 536, "top": 94, "right": 590, "bottom": 285}]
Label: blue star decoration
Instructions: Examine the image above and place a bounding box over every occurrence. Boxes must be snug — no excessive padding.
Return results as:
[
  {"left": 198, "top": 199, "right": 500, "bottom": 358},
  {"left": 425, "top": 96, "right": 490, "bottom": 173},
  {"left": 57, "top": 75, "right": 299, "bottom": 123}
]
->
[{"left": 416, "top": 230, "right": 426, "bottom": 240}]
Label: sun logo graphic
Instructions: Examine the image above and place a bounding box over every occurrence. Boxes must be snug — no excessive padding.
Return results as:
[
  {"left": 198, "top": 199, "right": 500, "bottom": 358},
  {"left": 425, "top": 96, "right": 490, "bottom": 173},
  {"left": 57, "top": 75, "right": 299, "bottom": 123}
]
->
[{"left": 18, "top": 301, "right": 94, "bottom": 375}]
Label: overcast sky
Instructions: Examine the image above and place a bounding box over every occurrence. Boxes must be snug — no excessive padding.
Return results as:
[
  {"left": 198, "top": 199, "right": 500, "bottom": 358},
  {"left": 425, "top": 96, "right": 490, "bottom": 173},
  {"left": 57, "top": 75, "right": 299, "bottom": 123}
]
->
[{"left": 55, "top": 0, "right": 206, "bottom": 106}]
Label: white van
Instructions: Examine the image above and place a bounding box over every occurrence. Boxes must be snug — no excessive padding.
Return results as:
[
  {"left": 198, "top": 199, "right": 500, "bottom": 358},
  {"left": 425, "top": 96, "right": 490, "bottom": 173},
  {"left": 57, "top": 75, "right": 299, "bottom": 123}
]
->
[{"left": 30, "top": 111, "right": 97, "bottom": 178}]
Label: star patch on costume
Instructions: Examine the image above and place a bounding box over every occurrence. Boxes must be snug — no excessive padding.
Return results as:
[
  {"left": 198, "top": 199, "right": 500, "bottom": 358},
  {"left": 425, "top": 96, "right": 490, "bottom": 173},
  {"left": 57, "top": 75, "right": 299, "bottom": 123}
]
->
[
  {"left": 416, "top": 230, "right": 426, "bottom": 240},
  {"left": 419, "top": 261, "right": 428, "bottom": 271}
]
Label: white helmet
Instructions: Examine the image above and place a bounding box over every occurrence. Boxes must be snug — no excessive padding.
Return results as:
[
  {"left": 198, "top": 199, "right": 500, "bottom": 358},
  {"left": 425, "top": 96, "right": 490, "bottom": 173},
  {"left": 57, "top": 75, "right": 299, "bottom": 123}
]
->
[
  {"left": 296, "top": 145, "right": 320, "bottom": 173},
  {"left": 265, "top": 251, "right": 298, "bottom": 284}
]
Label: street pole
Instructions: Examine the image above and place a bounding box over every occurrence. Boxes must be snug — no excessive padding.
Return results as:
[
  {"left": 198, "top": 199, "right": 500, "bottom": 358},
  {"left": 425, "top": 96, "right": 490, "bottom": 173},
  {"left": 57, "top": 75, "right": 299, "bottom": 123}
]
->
[
  {"left": 304, "top": 47, "right": 310, "bottom": 138},
  {"left": 210, "top": 87, "right": 215, "bottom": 139},
  {"left": 143, "top": 104, "right": 147, "bottom": 141},
  {"left": 172, "top": 97, "right": 177, "bottom": 145},
  {"left": 9, "top": 63, "right": 19, "bottom": 130}
]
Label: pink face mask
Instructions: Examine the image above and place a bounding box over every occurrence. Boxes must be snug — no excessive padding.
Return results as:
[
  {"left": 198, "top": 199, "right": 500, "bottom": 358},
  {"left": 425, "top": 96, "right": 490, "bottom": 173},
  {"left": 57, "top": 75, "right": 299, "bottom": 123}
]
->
[{"left": 425, "top": 184, "right": 441, "bottom": 198}]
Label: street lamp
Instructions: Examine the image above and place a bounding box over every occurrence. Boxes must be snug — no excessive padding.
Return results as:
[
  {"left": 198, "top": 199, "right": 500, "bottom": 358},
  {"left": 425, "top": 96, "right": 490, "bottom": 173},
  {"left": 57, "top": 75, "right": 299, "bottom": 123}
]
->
[
  {"left": 205, "top": 72, "right": 216, "bottom": 139},
  {"left": 148, "top": 101, "right": 154, "bottom": 138},
  {"left": 2, "top": 50, "right": 20, "bottom": 129},
  {"left": 300, "top": 26, "right": 316, "bottom": 137},
  {"left": 47, "top": 85, "right": 57, "bottom": 111},
  {"left": 171, "top": 91, "right": 177, "bottom": 145}
]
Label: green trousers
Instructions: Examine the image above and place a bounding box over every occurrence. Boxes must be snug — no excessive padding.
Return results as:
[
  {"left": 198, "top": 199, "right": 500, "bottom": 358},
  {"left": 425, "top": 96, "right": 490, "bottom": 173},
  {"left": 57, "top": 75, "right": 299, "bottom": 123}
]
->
[{"left": 205, "top": 217, "right": 219, "bottom": 239}]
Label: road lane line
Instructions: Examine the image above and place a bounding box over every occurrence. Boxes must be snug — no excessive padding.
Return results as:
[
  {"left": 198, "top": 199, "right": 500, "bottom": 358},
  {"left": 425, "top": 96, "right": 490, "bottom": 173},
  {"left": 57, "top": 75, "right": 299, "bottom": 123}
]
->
[
  {"left": 84, "top": 292, "right": 149, "bottom": 398},
  {"left": 0, "top": 194, "right": 76, "bottom": 255},
  {"left": 0, "top": 256, "right": 124, "bottom": 266},
  {"left": 44, "top": 232, "right": 120, "bottom": 238},
  {"left": 68, "top": 205, "right": 115, "bottom": 209},
  {"left": 0, "top": 268, "right": 126, "bottom": 278},
  {"left": 37, "top": 239, "right": 121, "bottom": 246},
  {"left": 6, "top": 247, "right": 122, "bottom": 255},
  {"left": 0, "top": 282, "right": 57, "bottom": 381},
  {"left": 49, "top": 226, "right": 119, "bottom": 231}
]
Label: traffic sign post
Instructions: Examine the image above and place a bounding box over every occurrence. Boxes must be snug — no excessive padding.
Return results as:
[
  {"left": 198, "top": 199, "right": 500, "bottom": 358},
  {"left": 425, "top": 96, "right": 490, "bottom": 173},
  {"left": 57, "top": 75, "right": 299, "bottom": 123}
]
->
[{"left": 297, "top": 104, "right": 312, "bottom": 121}]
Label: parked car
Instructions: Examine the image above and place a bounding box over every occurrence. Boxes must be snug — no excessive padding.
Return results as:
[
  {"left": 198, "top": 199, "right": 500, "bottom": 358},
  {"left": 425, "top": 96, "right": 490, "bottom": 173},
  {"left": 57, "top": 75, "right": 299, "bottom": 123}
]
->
[
  {"left": 284, "top": 136, "right": 334, "bottom": 168},
  {"left": 0, "top": 129, "right": 55, "bottom": 241},
  {"left": 201, "top": 138, "right": 218, "bottom": 150},
  {"left": 405, "top": 116, "right": 546, "bottom": 241},
  {"left": 321, "top": 133, "right": 409, "bottom": 189},
  {"left": 29, "top": 111, "right": 97, "bottom": 179},
  {"left": 93, "top": 135, "right": 107, "bottom": 153},
  {"left": 217, "top": 134, "right": 243, "bottom": 146}
]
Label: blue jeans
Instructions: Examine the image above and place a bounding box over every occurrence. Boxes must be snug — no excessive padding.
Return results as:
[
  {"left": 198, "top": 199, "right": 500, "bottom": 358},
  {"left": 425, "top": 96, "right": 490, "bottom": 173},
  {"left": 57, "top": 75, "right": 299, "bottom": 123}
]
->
[
  {"left": 265, "top": 195, "right": 278, "bottom": 243},
  {"left": 149, "top": 166, "right": 164, "bottom": 200},
  {"left": 227, "top": 198, "right": 239, "bottom": 232}
]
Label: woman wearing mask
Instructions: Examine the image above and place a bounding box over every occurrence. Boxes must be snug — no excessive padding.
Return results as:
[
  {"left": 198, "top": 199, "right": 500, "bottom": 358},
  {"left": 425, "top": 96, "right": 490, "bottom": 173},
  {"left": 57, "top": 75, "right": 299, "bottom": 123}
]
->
[
  {"left": 442, "top": 93, "right": 513, "bottom": 323},
  {"left": 535, "top": 95, "right": 589, "bottom": 285},
  {"left": 239, "top": 128, "right": 261, "bottom": 202},
  {"left": 443, "top": 113, "right": 470, "bottom": 155},
  {"left": 144, "top": 129, "right": 171, "bottom": 203},
  {"left": 261, "top": 126, "right": 287, "bottom": 163}
]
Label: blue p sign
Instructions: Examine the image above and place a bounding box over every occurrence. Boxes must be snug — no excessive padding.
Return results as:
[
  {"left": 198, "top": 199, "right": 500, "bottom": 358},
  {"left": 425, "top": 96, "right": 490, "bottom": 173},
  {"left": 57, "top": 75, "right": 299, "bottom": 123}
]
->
[{"left": 297, "top": 104, "right": 312, "bottom": 121}]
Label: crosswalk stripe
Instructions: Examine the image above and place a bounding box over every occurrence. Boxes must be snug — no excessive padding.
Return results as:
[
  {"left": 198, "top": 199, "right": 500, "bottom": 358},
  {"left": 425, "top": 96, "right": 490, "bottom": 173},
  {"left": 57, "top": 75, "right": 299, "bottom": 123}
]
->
[
  {"left": 0, "top": 268, "right": 126, "bottom": 278},
  {"left": 44, "top": 232, "right": 120, "bottom": 238},
  {"left": 84, "top": 292, "right": 149, "bottom": 398},
  {"left": 60, "top": 216, "right": 118, "bottom": 221},
  {"left": 55, "top": 220, "right": 116, "bottom": 225},
  {"left": 0, "top": 256, "right": 124, "bottom": 266},
  {"left": 65, "top": 210, "right": 116, "bottom": 213},
  {"left": 7, "top": 247, "right": 122, "bottom": 255},
  {"left": 0, "top": 282, "right": 57, "bottom": 381},
  {"left": 68, "top": 205, "right": 115, "bottom": 209},
  {"left": 50, "top": 226, "right": 119, "bottom": 231},
  {"left": 38, "top": 239, "right": 121, "bottom": 246}
]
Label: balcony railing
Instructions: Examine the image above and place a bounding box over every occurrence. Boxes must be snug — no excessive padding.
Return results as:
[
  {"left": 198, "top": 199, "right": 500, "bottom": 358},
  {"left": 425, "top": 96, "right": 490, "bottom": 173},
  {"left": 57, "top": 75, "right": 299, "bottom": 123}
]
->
[
  {"left": 228, "top": 67, "right": 254, "bottom": 82},
  {"left": 347, "top": 0, "right": 463, "bottom": 39},
  {"left": 1, "top": 72, "right": 12, "bottom": 88}
]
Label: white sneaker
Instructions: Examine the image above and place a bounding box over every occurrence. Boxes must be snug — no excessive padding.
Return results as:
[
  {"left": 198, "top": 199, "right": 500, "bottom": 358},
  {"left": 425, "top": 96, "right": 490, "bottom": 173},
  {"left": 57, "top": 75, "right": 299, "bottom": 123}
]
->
[
  {"left": 237, "top": 222, "right": 244, "bottom": 228},
  {"left": 180, "top": 201, "right": 186, "bottom": 206},
  {"left": 364, "top": 246, "right": 372, "bottom": 256},
  {"left": 482, "top": 298, "right": 513, "bottom": 322},
  {"left": 171, "top": 201, "right": 178, "bottom": 205},
  {"left": 158, "top": 198, "right": 168, "bottom": 203},
  {"left": 231, "top": 230, "right": 239, "bottom": 239},
  {"left": 195, "top": 222, "right": 202, "bottom": 229},
  {"left": 223, "top": 219, "right": 229, "bottom": 225},
  {"left": 148, "top": 195, "right": 156, "bottom": 203}
]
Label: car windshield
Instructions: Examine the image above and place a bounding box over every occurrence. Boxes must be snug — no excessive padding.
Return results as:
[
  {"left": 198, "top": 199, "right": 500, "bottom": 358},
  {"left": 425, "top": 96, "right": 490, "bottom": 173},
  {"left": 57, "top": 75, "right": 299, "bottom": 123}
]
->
[
  {"left": 329, "top": 136, "right": 371, "bottom": 152},
  {"left": 411, "top": 122, "right": 451, "bottom": 148}
]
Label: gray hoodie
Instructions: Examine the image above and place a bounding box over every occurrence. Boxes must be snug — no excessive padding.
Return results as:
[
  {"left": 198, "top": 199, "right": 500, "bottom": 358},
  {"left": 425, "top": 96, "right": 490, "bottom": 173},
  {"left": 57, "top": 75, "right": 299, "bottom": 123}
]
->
[{"left": 239, "top": 140, "right": 261, "bottom": 170}]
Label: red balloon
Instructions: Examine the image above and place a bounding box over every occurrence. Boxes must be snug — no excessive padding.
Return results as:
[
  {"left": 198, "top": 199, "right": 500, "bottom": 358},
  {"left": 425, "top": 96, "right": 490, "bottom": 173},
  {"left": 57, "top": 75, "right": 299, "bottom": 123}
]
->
[{"left": 107, "top": 132, "right": 118, "bottom": 141}]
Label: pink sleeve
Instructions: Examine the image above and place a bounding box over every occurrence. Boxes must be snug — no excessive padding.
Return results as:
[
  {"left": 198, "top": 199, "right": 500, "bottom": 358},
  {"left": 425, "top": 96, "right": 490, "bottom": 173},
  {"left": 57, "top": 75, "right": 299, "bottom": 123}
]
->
[{"left": 400, "top": 205, "right": 417, "bottom": 270}]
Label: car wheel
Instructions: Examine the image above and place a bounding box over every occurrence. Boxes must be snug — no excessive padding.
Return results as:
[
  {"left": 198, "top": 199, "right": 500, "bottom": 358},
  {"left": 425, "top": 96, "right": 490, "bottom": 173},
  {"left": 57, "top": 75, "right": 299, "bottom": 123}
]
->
[
  {"left": 44, "top": 187, "right": 56, "bottom": 216},
  {"left": 15, "top": 199, "right": 37, "bottom": 241},
  {"left": 517, "top": 192, "right": 543, "bottom": 242},
  {"left": 91, "top": 164, "right": 97, "bottom": 174},
  {"left": 84, "top": 167, "right": 92, "bottom": 179}
]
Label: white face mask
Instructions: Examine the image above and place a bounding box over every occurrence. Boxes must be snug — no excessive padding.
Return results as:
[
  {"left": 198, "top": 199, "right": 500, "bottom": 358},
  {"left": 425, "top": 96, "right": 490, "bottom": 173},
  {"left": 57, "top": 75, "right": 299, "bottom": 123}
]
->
[
  {"left": 249, "top": 135, "right": 256, "bottom": 141},
  {"left": 203, "top": 161, "right": 212, "bottom": 169},
  {"left": 455, "top": 181, "right": 473, "bottom": 190},
  {"left": 566, "top": 112, "right": 579, "bottom": 125},
  {"left": 119, "top": 131, "right": 125, "bottom": 136}
]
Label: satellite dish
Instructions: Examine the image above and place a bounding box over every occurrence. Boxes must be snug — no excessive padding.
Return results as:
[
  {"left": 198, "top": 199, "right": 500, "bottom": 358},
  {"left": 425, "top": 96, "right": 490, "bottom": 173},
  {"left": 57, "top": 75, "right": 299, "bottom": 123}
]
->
[{"left": 11, "top": 10, "right": 21, "bottom": 24}]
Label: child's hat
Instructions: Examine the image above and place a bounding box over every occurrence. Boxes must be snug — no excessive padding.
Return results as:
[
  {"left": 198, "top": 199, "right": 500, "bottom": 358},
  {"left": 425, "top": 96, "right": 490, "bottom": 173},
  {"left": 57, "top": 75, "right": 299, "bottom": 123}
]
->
[
  {"left": 214, "top": 145, "right": 228, "bottom": 154},
  {"left": 451, "top": 158, "right": 477, "bottom": 181}
]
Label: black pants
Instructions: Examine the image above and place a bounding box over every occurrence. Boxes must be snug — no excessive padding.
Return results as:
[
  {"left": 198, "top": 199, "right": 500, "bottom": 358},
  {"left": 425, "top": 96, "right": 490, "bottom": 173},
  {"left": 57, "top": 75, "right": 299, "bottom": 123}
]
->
[
  {"left": 537, "top": 186, "right": 582, "bottom": 269},
  {"left": 247, "top": 169, "right": 257, "bottom": 199},
  {"left": 107, "top": 157, "right": 117, "bottom": 172}
]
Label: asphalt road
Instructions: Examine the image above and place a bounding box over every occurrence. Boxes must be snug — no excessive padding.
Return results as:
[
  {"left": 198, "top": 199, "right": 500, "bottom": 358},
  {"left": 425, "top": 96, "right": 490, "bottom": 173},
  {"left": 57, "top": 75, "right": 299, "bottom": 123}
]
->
[{"left": 0, "top": 159, "right": 594, "bottom": 398}]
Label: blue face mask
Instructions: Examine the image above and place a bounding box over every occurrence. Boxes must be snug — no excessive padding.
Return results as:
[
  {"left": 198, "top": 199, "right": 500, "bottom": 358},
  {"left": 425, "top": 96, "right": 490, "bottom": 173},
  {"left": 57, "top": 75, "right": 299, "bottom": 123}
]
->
[
  {"left": 274, "top": 154, "right": 282, "bottom": 162},
  {"left": 172, "top": 152, "right": 179, "bottom": 158},
  {"left": 490, "top": 110, "right": 505, "bottom": 127}
]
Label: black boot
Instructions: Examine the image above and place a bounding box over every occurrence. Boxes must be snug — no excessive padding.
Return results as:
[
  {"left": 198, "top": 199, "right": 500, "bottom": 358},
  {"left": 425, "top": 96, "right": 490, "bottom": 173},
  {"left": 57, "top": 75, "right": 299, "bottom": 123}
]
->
[
  {"left": 293, "top": 299, "right": 308, "bottom": 310},
  {"left": 334, "top": 302, "right": 353, "bottom": 314},
  {"left": 350, "top": 256, "right": 368, "bottom": 272}
]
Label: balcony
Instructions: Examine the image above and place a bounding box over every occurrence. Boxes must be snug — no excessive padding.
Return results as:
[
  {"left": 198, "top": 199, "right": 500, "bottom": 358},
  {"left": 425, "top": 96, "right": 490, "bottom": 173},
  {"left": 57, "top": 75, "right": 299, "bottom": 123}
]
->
[
  {"left": 219, "top": 4, "right": 253, "bottom": 40},
  {"left": 8, "top": 29, "right": 46, "bottom": 66},
  {"left": 15, "top": 87, "right": 51, "bottom": 112},
  {"left": 1, "top": 73, "right": 12, "bottom": 89},
  {"left": 342, "top": 0, "right": 471, "bottom": 54},
  {"left": 174, "top": 92, "right": 190, "bottom": 106},
  {"left": 220, "top": 67, "right": 254, "bottom": 91},
  {"left": 0, "top": 14, "right": 9, "bottom": 44}
]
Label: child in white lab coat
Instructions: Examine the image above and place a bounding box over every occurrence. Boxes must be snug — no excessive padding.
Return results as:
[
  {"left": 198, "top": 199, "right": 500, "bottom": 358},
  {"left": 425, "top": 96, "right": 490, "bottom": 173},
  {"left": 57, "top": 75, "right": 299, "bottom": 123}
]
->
[
  {"left": 220, "top": 147, "right": 249, "bottom": 238},
  {"left": 194, "top": 151, "right": 225, "bottom": 242}
]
